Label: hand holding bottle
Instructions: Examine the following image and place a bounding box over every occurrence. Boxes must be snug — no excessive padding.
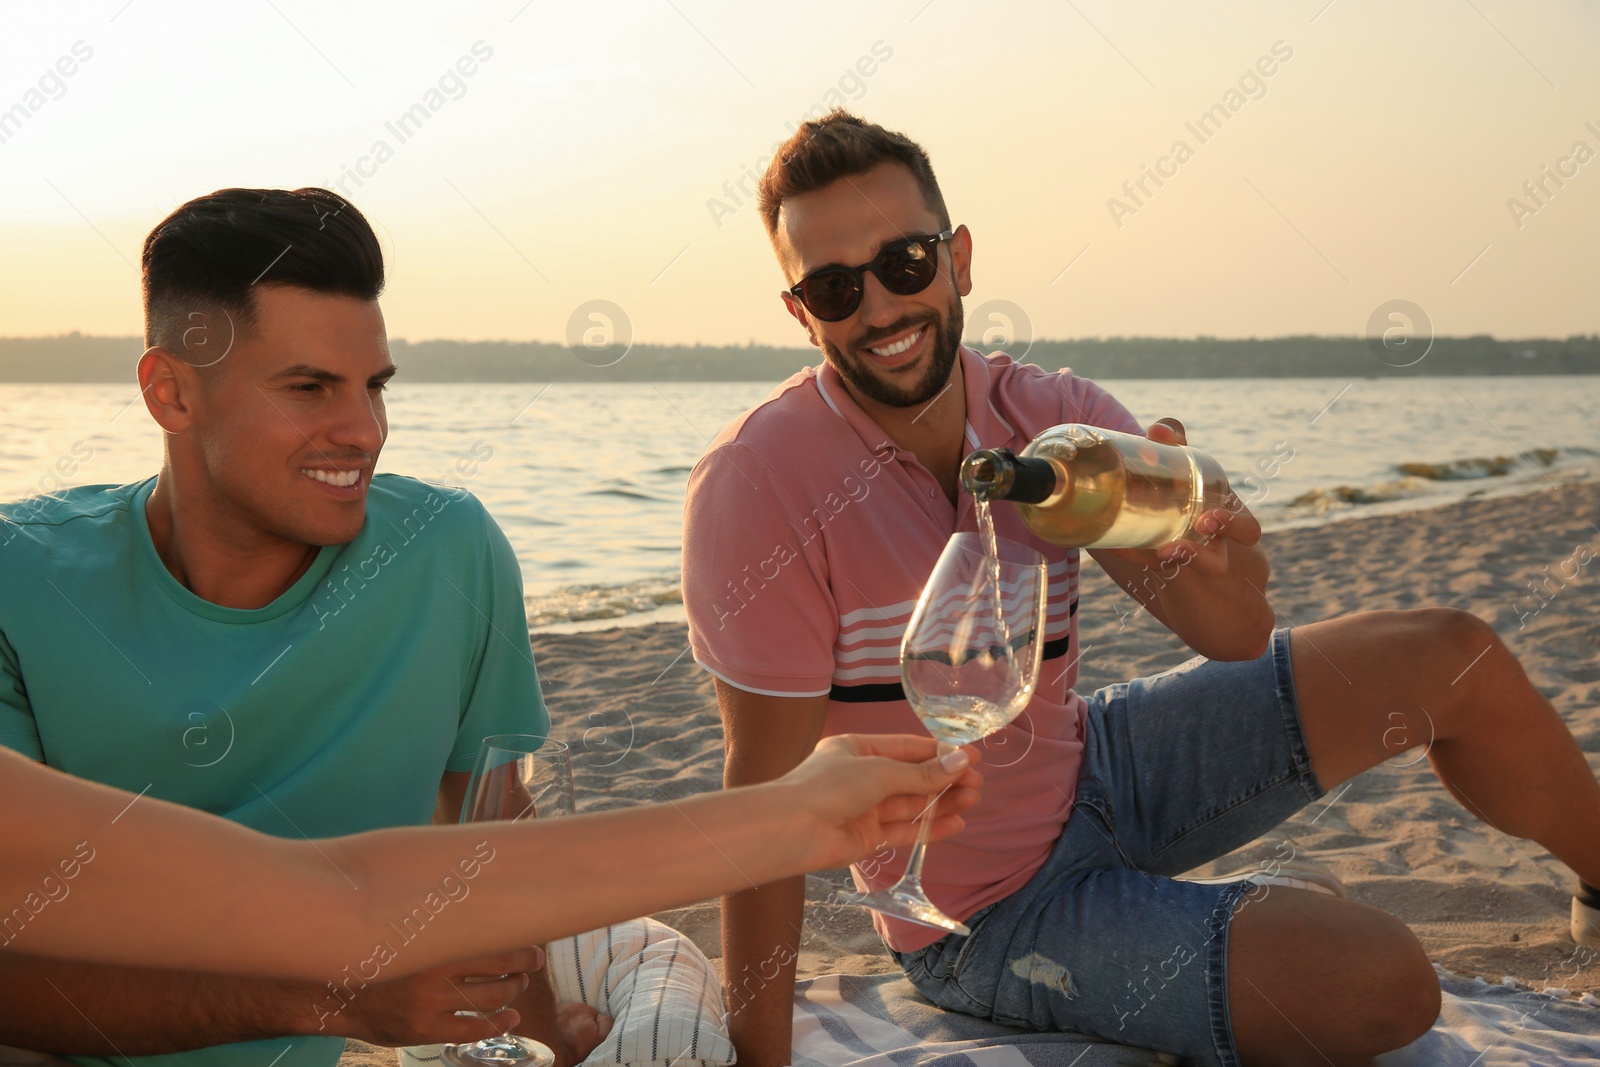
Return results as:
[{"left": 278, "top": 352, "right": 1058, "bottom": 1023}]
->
[
  {"left": 1101, "top": 417, "right": 1262, "bottom": 580},
  {"left": 964, "top": 415, "right": 1273, "bottom": 657}
]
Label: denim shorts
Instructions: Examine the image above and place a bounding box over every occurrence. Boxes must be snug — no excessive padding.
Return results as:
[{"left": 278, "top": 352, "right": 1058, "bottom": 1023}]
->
[{"left": 893, "top": 628, "right": 1325, "bottom": 1066}]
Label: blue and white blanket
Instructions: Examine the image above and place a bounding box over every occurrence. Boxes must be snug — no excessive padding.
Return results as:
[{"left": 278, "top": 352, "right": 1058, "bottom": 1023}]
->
[{"left": 791, "top": 969, "right": 1600, "bottom": 1066}]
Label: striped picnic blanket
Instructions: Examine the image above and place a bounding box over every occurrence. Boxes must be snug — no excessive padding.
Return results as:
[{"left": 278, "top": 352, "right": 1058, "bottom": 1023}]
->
[{"left": 790, "top": 968, "right": 1600, "bottom": 1066}]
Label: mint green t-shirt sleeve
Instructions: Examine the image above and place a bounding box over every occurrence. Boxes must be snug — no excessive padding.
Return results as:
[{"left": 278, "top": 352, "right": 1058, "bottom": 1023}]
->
[
  {"left": 0, "top": 629, "right": 42, "bottom": 760},
  {"left": 447, "top": 502, "right": 549, "bottom": 772}
]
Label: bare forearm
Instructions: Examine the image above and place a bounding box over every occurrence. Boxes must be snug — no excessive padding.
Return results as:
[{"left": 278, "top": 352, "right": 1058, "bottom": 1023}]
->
[
  {"left": 1102, "top": 534, "right": 1274, "bottom": 661},
  {"left": 722, "top": 877, "right": 806, "bottom": 1067},
  {"left": 0, "top": 953, "right": 312, "bottom": 1052},
  {"left": 11, "top": 756, "right": 818, "bottom": 981},
  {"left": 1153, "top": 541, "right": 1274, "bottom": 659},
  {"left": 353, "top": 786, "right": 820, "bottom": 970}
]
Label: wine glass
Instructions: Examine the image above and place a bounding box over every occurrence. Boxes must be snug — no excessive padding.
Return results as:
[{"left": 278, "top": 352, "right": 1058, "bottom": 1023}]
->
[
  {"left": 852, "top": 532, "right": 1047, "bottom": 936},
  {"left": 441, "top": 735, "right": 575, "bottom": 1067}
]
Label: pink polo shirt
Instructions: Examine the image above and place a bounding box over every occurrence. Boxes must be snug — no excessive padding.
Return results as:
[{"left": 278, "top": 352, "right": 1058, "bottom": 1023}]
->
[{"left": 683, "top": 346, "right": 1143, "bottom": 952}]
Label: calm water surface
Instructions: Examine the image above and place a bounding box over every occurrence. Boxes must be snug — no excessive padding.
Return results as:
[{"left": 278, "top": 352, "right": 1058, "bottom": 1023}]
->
[{"left": 3, "top": 376, "right": 1594, "bottom": 628}]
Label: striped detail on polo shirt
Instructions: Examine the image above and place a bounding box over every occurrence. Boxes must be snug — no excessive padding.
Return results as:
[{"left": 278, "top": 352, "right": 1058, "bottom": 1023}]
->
[{"left": 828, "top": 556, "right": 1078, "bottom": 704}]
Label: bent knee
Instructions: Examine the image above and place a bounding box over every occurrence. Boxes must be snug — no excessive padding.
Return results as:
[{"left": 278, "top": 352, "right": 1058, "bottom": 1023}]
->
[
  {"left": 1341, "top": 911, "right": 1439, "bottom": 1051},
  {"left": 1390, "top": 607, "right": 1497, "bottom": 657},
  {"left": 1371, "top": 608, "right": 1512, "bottom": 696},
  {"left": 1230, "top": 897, "right": 1440, "bottom": 1060},
  {"left": 1369, "top": 927, "right": 1440, "bottom": 1048}
]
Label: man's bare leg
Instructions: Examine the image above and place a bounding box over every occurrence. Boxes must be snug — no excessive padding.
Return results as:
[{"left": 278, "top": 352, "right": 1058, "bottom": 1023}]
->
[
  {"left": 1227, "top": 608, "right": 1600, "bottom": 1064},
  {"left": 1228, "top": 890, "right": 1438, "bottom": 1066},
  {"left": 1290, "top": 608, "right": 1600, "bottom": 885}
]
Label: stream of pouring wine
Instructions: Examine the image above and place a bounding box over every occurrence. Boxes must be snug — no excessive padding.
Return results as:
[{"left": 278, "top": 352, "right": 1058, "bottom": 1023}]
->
[{"left": 972, "top": 497, "right": 1012, "bottom": 669}]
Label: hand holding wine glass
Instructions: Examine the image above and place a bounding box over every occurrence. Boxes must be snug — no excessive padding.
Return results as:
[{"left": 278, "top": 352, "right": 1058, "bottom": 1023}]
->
[{"left": 776, "top": 733, "right": 985, "bottom": 864}]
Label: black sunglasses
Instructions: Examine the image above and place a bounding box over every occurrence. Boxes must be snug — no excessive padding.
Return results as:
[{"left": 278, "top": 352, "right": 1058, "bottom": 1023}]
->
[{"left": 787, "top": 229, "right": 955, "bottom": 322}]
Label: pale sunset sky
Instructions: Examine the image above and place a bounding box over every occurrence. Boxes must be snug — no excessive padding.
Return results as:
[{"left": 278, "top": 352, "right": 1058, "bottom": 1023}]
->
[{"left": 1, "top": 0, "right": 1596, "bottom": 346}]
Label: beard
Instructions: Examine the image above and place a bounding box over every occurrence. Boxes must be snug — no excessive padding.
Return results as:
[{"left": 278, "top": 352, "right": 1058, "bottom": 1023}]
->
[{"left": 821, "top": 294, "right": 964, "bottom": 409}]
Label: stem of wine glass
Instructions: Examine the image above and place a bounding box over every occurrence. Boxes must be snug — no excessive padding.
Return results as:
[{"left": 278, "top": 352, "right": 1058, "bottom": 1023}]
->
[
  {"left": 895, "top": 743, "right": 955, "bottom": 892},
  {"left": 896, "top": 799, "right": 939, "bottom": 892}
]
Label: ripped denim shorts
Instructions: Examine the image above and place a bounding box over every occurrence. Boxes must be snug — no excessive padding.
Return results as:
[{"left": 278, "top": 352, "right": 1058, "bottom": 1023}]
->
[{"left": 893, "top": 628, "right": 1325, "bottom": 1067}]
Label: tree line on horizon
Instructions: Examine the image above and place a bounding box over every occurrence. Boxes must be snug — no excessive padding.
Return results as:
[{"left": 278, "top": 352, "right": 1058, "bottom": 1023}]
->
[{"left": 1, "top": 332, "right": 1596, "bottom": 383}]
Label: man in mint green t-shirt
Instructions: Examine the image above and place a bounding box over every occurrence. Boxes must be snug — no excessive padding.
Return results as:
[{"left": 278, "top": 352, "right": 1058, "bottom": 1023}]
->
[{"left": 0, "top": 189, "right": 601, "bottom": 1065}]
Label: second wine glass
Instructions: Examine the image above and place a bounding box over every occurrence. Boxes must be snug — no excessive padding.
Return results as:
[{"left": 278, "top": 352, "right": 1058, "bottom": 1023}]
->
[{"left": 440, "top": 734, "right": 575, "bottom": 1067}]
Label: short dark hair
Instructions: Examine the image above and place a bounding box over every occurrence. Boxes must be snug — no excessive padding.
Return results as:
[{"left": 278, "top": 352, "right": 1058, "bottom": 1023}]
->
[
  {"left": 141, "top": 187, "right": 385, "bottom": 351},
  {"left": 758, "top": 110, "right": 951, "bottom": 241}
]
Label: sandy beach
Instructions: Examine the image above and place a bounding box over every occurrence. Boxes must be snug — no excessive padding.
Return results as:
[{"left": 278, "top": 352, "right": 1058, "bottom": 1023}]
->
[{"left": 342, "top": 477, "right": 1600, "bottom": 1063}]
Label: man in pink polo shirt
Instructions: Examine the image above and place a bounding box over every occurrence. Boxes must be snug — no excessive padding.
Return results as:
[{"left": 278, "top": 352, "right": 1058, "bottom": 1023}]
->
[{"left": 682, "top": 111, "right": 1600, "bottom": 1067}]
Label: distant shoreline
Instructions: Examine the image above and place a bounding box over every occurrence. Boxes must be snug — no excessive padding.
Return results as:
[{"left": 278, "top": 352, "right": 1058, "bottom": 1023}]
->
[{"left": 1, "top": 333, "right": 1596, "bottom": 382}]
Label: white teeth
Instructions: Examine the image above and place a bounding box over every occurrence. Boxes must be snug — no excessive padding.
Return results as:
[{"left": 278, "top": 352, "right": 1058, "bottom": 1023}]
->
[
  {"left": 869, "top": 328, "right": 923, "bottom": 357},
  {"left": 302, "top": 468, "right": 361, "bottom": 488}
]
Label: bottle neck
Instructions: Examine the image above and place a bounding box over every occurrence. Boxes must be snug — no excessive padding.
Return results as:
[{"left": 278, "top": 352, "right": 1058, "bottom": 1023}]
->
[{"left": 959, "top": 448, "right": 1058, "bottom": 505}]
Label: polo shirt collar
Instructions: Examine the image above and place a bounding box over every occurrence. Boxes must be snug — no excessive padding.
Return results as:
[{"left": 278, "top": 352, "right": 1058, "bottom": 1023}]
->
[
  {"left": 957, "top": 344, "right": 1018, "bottom": 452},
  {"left": 814, "top": 344, "right": 1019, "bottom": 458},
  {"left": 814, "top": 357, "right": 897, "bottom": 456}
]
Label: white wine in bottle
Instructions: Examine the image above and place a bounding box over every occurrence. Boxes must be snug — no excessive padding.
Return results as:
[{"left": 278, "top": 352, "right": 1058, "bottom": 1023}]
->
[{"left": 960, "top": 424, "right": 1231, "bottom": 549}]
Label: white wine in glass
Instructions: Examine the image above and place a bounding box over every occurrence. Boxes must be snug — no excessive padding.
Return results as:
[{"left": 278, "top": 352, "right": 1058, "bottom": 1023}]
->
[
  {"left": 441, "top": 734, "right": 575, "bottom": 1067},
  {"left": 852, "top": 531, "right": 1047, "bottom": 935}
]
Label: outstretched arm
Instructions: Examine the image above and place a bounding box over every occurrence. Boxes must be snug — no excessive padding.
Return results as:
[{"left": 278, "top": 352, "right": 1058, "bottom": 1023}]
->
[
  {"left": 2, "top": 735, "right": 978, "bottom": 982},
  {"left": 0, "top": 769, "right": 559, "bottom": 1053}
]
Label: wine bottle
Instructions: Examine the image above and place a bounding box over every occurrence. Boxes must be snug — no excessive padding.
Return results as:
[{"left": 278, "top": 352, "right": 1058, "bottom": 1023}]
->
[{"left": 960, "top": 424, "right": 1232, "bottom": 549}]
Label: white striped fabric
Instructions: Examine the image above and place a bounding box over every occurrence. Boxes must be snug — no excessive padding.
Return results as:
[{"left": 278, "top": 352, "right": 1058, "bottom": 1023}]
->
[{"left": 398, "top": 918, "right": 733, "bottom": 1067}]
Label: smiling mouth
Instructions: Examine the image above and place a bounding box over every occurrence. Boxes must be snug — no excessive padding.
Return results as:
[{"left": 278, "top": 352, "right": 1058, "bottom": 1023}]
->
[
  {"left": 866, "top": 326, "right": 926, "bottom": 358},
  {"left": 301, "top": 468, "right": 362, "bottom": 488}
]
